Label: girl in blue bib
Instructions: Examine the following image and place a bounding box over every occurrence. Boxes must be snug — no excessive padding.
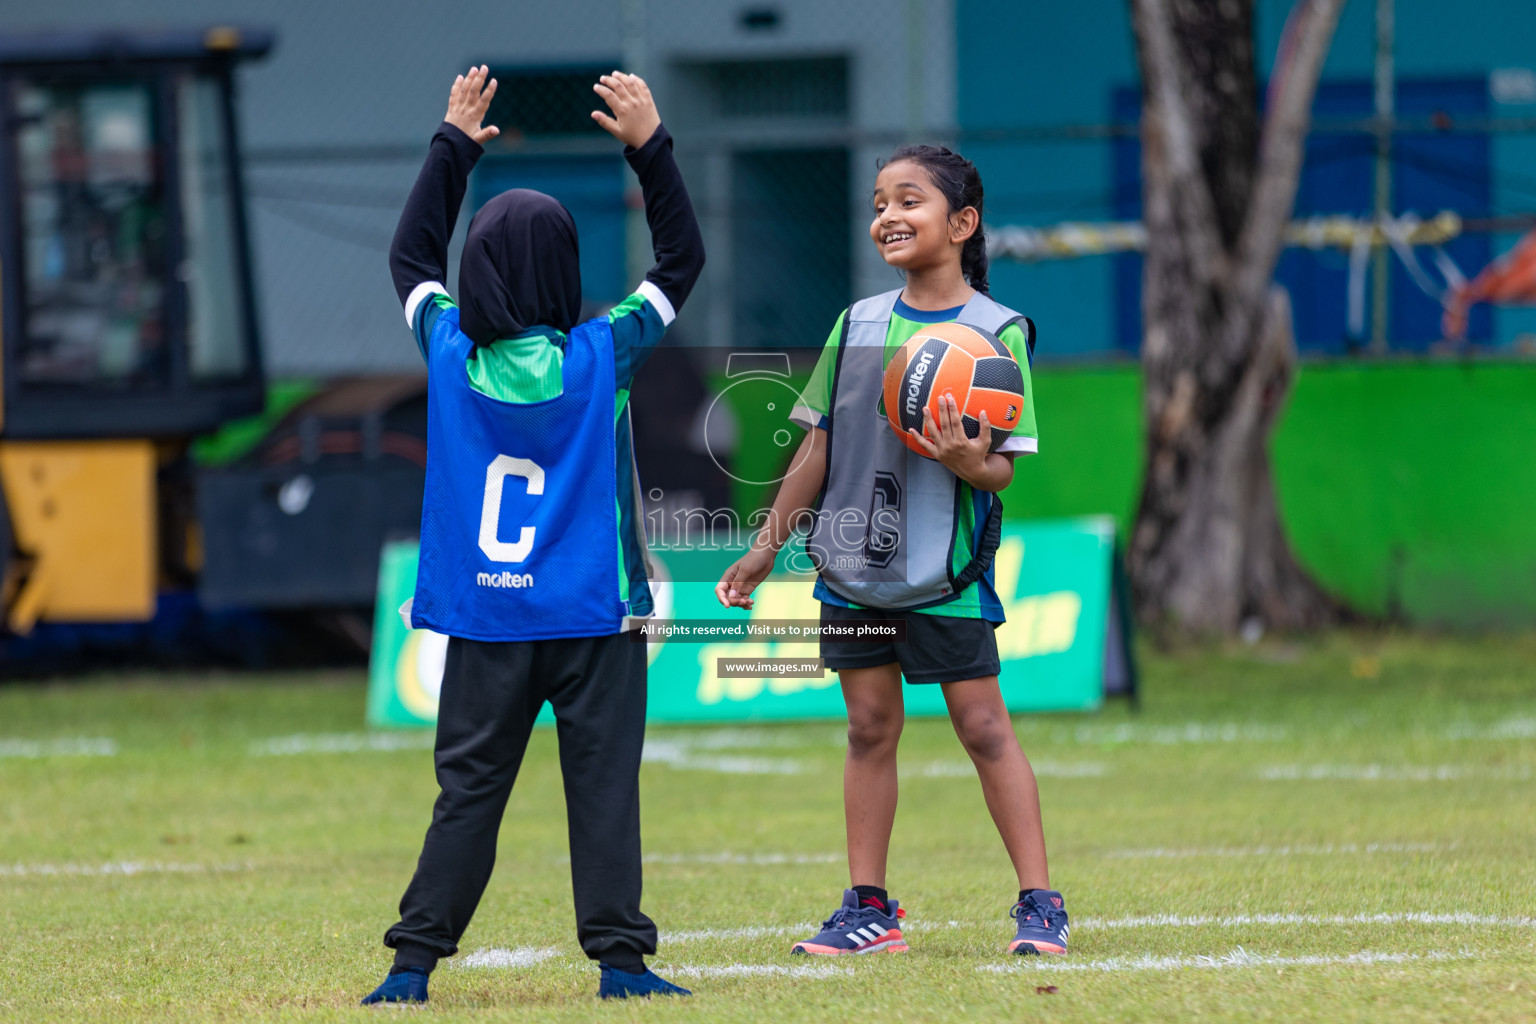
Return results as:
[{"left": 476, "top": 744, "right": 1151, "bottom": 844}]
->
[{"left": 363, "top": 67, "right": 702, "bottom": 1005}]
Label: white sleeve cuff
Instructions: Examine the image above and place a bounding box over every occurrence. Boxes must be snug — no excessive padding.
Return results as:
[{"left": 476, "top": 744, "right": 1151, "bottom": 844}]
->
[
  {"left": 404, "top": 281, "right": 447, "bottom": 326},
  {"left": 997, "top": 435, "right": 1038, "bottom": 454},
  {"left": 788, "top": 404, "right": 824, "bottom": 431},
  {"left": 636, "top": 280, "right": 676, "bottom": 327}
]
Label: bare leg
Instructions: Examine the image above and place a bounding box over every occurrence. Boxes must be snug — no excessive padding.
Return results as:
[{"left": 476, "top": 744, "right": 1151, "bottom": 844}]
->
[
  {"left": 941, "top": 676, "right": 1050, "bottom": 890},
  {"left": 839, "top": 663, "right": 905, "bottom": 888}
]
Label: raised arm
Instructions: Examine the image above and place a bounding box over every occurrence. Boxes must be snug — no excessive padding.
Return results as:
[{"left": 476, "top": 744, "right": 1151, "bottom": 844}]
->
[
  {"left": 592, "top": 72, "right": 706, "bottom": 316},
  {"left": 389, "top": 66, "right": 500, "bottom": 310}
]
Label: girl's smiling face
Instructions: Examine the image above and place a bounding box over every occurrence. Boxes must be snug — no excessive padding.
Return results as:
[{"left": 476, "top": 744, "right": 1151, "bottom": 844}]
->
[{"left": 869, "top": 159, "right": 978, "bottom": 274}]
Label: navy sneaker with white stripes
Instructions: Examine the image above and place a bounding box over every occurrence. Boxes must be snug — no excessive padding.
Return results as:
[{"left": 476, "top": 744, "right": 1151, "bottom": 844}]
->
[
  {"left": 791, "top": 889, "right": 908, "bottom": 955},
  {"left": 1008, "top": 890, "right": 1070, "bottom": 955}
]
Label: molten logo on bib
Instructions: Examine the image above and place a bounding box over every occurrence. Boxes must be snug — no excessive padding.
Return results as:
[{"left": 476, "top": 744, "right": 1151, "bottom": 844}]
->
[{"left": 476, "top": 571, "right": 535, "bottom": 588}]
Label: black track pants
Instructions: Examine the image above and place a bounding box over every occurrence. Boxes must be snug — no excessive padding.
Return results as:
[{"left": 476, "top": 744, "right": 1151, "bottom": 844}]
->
[{"left": 383, "top": 631, "right": 655, "bottom": 968}]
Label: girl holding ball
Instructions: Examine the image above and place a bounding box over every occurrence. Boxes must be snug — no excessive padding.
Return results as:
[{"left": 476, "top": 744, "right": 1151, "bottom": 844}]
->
[{"left": 715, "top": 146, "right": 1068, "bottom": 959}]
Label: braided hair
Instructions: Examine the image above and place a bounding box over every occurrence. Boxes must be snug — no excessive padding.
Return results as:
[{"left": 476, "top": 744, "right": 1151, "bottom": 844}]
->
[{"left": 886, "top": 144, "right": 989, "bottom": 294}]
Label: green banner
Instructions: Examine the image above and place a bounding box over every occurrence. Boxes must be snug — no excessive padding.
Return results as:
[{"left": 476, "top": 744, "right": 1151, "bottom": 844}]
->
[
  {"left": 365, "top": 540, "right": 445, "bottom": 728},
  {"left": 366, "top": 517, "right": 1125, "bottom": 727}
]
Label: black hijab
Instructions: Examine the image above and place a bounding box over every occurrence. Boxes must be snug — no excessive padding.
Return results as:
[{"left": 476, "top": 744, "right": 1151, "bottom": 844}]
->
[{"left": 457, "top": 189, "right": 582, "bottom": 345}]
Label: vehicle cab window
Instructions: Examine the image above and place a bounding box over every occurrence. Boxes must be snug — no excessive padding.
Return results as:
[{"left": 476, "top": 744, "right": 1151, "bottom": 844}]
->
[
  {"left": 16, "top": 79, "right": 170, "bottom": 390},
  {"left": 0, "top": 31, "right": 268, "bottom": 439}
]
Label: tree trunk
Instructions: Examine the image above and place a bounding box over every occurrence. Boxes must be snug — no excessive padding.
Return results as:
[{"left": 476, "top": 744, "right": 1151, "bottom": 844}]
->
[{"left": 1128, "top": 0, "right": 1350, "bottom": 634}]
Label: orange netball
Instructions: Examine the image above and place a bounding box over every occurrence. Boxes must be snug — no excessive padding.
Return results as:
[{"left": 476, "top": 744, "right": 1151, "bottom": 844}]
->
[{"left": 881, "top": 322, "right": 1025, "bottom": 457}]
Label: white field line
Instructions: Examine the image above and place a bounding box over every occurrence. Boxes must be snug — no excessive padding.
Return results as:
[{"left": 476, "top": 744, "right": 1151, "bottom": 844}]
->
[
  {"left": 660, "top": 924, "right": 810, "bottom": 942},
  {"left": 661, "top": 920, "right": 963, "bottom": 943},
  {"left": 663, "top": 911, "right": 1535, "bottom": 944},
  {"left": 458, "top": 946, "right": 561, "bottom": 969},
  {"left": 556, "top": 852, "right": 839, "bottom": 868},
  {"left": 1259, "top": 764, "right": 1534, "bottom": 782},
  {"left": 1484, "top": 718, "right": 1536, "bottom": 740},
  {"left": 0, "top": 737, "right": 117, "bottom": 759},
  {"left": 0, "top": 860, "right": 250, "bottom": 878},
  {"left": 249, "top": 732, "right": 435, "bottom": 756},
  {"left": 641, "top": 739, "right": 808, "bottom": 775},
  {"left": 1077, "top": 911, "right": 1536, "bottom": 931},
  {"left": 645, "top": 729, "right": 831, "bottom": 751},
  {"left": 980, "top": 948, "right": 1473, "bottom": 975},
  {"left": 644, "top": 852, "right": 840, "bottom": 866},
  {"left": 452, "top": 946, "right": 851, "bottom": 979},
  {"left": 1034, "top": 722, "right": 1289, "bottom": 746},
  {"left": 1103, "top": 842, "right": 1447, "bottom": 859},
  {"left": 654, "top": 717, "right": 1536, "bottom": 747},
  {"left": 664, "top": 964, "right": 852, "bottom": 979},
  {"left": 1448, "top": 716, "right": 1536, "bottom": 740},
  {"left": 905, "top": 760, "right": 1107, "bottom": 779}
]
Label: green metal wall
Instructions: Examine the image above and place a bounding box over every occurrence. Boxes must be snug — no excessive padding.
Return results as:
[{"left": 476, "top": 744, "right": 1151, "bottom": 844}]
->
[{"left": 1001, "top": 360, "right": 1536, "bottom": 625}]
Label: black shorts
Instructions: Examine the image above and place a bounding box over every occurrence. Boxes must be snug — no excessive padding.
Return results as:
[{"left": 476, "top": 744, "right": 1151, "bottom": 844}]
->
[{"left": 819, "top": 603, "right": 1001, "bottom": 684}]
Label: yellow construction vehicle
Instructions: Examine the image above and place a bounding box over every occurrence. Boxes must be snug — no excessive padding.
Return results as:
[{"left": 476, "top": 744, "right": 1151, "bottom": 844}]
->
[{"left": 0, "top": 28, "right": 272, "bottom": 636}]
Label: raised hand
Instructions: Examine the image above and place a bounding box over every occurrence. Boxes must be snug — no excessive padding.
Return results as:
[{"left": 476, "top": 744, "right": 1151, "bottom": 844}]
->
[
  {"left": 445, "top": 65, "right": 499, "bottom": 145},
  {"left": 591, "top": 71, "right": 661, "bottom": 149}
]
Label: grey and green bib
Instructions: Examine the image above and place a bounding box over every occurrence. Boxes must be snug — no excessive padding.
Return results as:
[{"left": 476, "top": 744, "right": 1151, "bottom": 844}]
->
[{"left": 805, "top": 288, "right": 1031, "bottom": 611}]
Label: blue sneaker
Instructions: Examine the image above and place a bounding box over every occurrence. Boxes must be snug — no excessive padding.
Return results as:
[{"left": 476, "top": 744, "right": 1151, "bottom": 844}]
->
[
  {"left": 791, "top": 889, "right": 908, "bottom": 955},
  {"left": 597, "top": 964, "right": 692, "bottom": 999},
  {"left": 1008, "top": 890, "right": 1069, "bottom": 955},
  {"left": 360, "top": 966, "right": 429, "bottom": 1005}
]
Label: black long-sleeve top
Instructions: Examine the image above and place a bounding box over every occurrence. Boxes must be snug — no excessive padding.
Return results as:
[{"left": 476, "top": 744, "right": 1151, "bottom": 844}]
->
[{"left": 389, "top": 121, "right": 705, "bottom": 322}]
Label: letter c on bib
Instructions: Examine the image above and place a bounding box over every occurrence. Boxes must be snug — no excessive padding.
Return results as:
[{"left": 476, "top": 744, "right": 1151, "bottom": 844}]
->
[{"left": 479, "top": 455, "right": 544, "bottom": 562}]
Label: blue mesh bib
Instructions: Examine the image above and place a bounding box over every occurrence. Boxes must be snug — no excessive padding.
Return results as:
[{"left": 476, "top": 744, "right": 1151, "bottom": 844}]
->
[{"left": 412, "top": 307, "right": 625, "bottom": 640}]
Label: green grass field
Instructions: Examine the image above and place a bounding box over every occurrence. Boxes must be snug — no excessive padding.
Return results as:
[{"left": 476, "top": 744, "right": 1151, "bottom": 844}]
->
[{"left": 3, "top": 632, "right": 1534, "bottom": 1022}]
